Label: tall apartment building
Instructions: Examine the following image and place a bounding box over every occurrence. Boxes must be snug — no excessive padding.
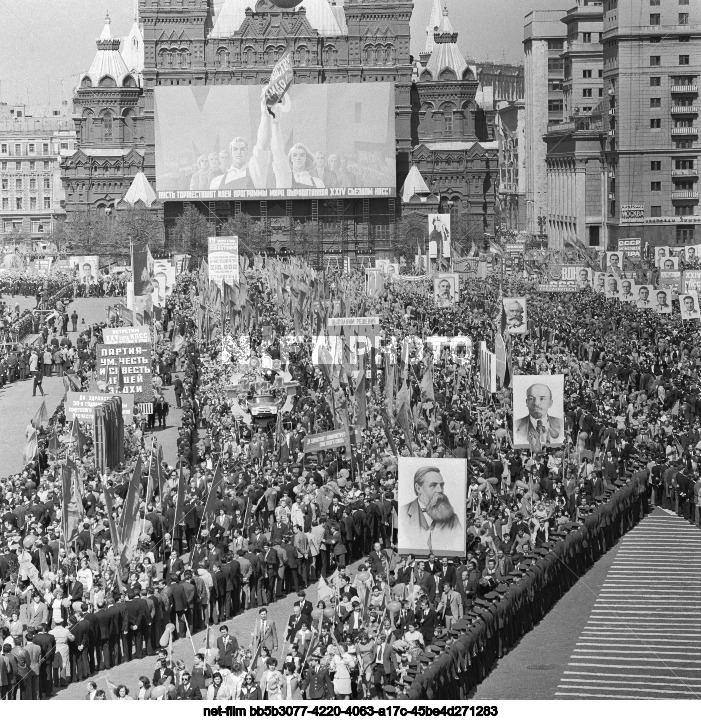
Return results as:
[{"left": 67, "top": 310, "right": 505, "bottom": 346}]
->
[
  {"left": 524, "top": 10, "right": 567, "bottom": 236},
  {"left": 0, "top": 103, "right": 77, "bottom": 243},
  {"left": 544, "top": 1, "right": 606, "bottom": 251},
  {"left": 604, "top": 0, "right": 700, "bottom": 247}
]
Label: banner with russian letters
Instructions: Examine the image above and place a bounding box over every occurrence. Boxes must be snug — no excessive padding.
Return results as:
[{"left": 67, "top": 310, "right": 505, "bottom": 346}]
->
[
  {"left": 208, "top": 236, "right": 239, "bottom": 289},
  {"left": 96, "top": 342, "right": 153, "bottom": 403},
  {"left": 66, "top": 392, "right": 135, "bottom": 425},
  {"left": 303, "top": 429, "right": 350, "bottom": 454},
  {"left": 102, "top": 327, "right": 151, "bottom": 345}
]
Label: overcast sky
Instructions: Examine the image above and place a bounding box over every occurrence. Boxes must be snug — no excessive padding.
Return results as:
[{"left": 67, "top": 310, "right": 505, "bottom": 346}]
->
[{"left": 0, "top": 0, "right": 566, "bottom": 107}]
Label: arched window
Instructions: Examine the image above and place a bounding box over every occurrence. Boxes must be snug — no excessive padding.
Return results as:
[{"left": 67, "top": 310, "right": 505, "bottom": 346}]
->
[
  {"left": 297, "top": 45, "right": 308, "bottom": 66},
  {"left": 98, "top": 75, "right": 116, "bottom": 88},
  {"left": 217, "top": 47, "right": 229, "bottom": 68},
  {"left": 122, "top": 108, "right": 135, "bottom": 143},
  {"left": 444, "top": 111, "right": 453, "bottom": 136},
  {"left": 102, "top": 112, "right": 113, "bottom": 142},
  {"left": 243, "top": 46, "right": 254, "bottom": 65},
  {"left": 123, "top": 75, "right": 136, "bottom": 88},
  {"left": 439, "top": 68, "right": 457, "bottom": 81},
  {"left": 81, "top": 76, "right": 92, "bottom": 88},
  {"left": 363, "top": 44, "right": 373, "bottom": 64}
]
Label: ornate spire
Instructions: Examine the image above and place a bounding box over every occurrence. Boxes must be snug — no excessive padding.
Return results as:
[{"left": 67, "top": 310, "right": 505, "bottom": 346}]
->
[
  {"left": 425, "top": 0, "right": 443, "bottom": 55},
  {"left": 425, "top": 4, "right": 468, "bottom": 80}
]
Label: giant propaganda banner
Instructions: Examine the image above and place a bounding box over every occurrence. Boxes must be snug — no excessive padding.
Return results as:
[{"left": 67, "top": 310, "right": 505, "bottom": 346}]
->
[
  {"left": 96, "top": 342, "right": 153, "bottom": 404},
  {"left": 154, "top": 84, "right": 396, "bottom": 201},
  {"left": 208, "top": 236, "right": 240, "bottom": 289}
]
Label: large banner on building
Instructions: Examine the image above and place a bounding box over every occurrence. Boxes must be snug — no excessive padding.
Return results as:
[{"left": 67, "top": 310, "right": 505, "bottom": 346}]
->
[
  {"left": 512, "top": 374, "right": 565, "bottom": 450},
  {"left": 95, "top": 342, "right": 152, "bottom": 404},
  {"left": 154, "top": 84, "right": 396, "bottom": 200},
  {"left": 617, "top": 237, "right": 641, "bottom": 259},
  {"left": 208, "top": 236, "right": 240, "bottom": 289},
  {"left": 397, "top": 457, "right": 467, "bottom": 557}
]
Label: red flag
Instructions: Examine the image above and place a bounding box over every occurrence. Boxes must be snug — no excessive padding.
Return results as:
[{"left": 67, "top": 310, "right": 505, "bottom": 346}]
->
[{"left": 119, "top": 457, "right": 143, "bottom": 569}]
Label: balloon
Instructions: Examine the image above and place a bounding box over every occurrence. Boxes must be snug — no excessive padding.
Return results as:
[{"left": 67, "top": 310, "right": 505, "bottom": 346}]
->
[
  {"left": 23, "top": 535, "right": 36, "bottom": 549},
  {"left": 387, "top": 601, "right": 401, "bottom": 613},
  {"left": 357, "top": 571, "right": 371, "bottom": 584},
  {"left": 159, "top": 622, "right": 175, "bottom": 647},
  {"left": 311, "top": 608, "right": 322, "bottom": 621},
  {"left": 323, "top": 607, "right": 335, "bottom": 619}
]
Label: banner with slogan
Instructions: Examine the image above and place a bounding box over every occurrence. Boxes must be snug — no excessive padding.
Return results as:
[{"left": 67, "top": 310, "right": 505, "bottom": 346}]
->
[
  {"left": 659, "top": 270, "right": 682, "bottom": 292},
  {"left": 537, "top": 282, "right": 578, "bottom": 293},
  {"left": 66, "top": 392, "right": 135, "bottom": 425},
  {"left": 264, "top": 50, "right": 293, "bottom": 116},
  {"left": 35, "top": 258, "right": 53, "bottom": 275},
  {"left": 326, "top": 316, "right": 381, "bottom": 365},
  {"left": 683, "top": 270, "right": 701, "bottom": 293},
  {"left": 208, "top": 236, "right": 239, "bottom": 289},
  {"left": 96, "top": 342, "right": 153, "bottom": 403},
  {"left": 618, "top": 237, "right": 641, "bottom": 259},
  {"left": 303, "top": 429, "right": 350, "bottom": 454},
  {"left": 103, "top": 327, "right": 151, "bottom": 345}
]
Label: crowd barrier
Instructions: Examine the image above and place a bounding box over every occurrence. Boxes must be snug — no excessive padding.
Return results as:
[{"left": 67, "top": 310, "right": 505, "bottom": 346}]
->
[{"left": 407, "top": 476, "right": 646, "bottom": 699}]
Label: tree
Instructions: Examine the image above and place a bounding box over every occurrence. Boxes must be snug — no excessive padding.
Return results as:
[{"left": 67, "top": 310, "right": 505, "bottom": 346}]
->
[
  {"left": 219, "top": 213, "right": 266, "bottom": 255},
  {"left": 395, "top": 213, "right": 428, "bottom": 262},
  {"left": 113, "top": 206, "right": 164, "bottom": 256},
  {"left": 170, "top": 204, "right": 214, "bottom": 260}
]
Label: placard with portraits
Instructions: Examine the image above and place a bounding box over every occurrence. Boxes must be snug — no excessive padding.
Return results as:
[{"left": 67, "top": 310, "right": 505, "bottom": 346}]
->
[
  {"left": 397, "top": 456, "right": 467, "bottom": 557},
  {"left": 679, "top": 290, "right": 701, "bottom": 320},
  {"left": 503, "top": 297, "right": 527, "bottom": 334},
  {"left": 593, "top": 271, "right": 606, "bottom": 294},
  {"left": 512, "top": 374, "right": 565, "bottom": 450},
  {"left": 653, "top": 288, "right": 672, "bottom": 314},
  {"left": 618, "top": 277, "right": 636, "bottom": 301},
  {"left": 606, "top": 251, "right": 623, "bottom": 274},
  {"left": 604, "top": 274, "right": 620, "bottom": 299},
  {"left": 660, "top": 256, "right": 679, "bottom": 271},
  {"left": 635, "top": 284, "right": 654, "bottom": 309},
  {"left": 654, "top": 245, "right": 669, "bottom": 268},
  {"left": 433, "top": 273, "right": 459, "bottom": 307}
]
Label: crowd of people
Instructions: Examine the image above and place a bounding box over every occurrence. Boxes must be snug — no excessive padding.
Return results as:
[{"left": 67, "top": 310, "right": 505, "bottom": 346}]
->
[{"left": 0, "top": 253, "right": 699, "bottom": 703}]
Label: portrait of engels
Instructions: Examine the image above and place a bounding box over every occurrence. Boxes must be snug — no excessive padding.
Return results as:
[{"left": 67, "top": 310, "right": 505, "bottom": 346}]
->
[{"left": 399, "top": 466, "right": 463, "bottom": 552}]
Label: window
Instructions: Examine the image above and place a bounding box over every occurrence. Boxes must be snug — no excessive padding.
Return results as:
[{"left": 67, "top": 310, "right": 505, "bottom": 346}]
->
[
  {"left": 43, "top": 178, "right": 50, "bottom": 190},
  {"left": 679, "top": 13, "right": 689, "bottom": 25},
  {"left": 548, "top": 40, "right": 564, "bottom": 50},
  {"left": 598, "top": 69, "right": 603, "bottom": 77},
  {"left": 599, "top": 88, "right": 603, "bottom": 96},
  {"left": 444, "top": 112, "right": 453, "bottom": 136},
  {"left": 15, "top": 198, "right": 22, "bottom": 210},
  {"left": 650, "top": 56, "right": 661, "bottom": 66},
  {"left": 0, "top": 144, "right": 6, "bottom": 153},
  {"left": 583, "top": 88, "right": 593, "bottom": 97},
  {"left": 548, "top": 58, "right": 563, "bottom": 72},
  {"left": 1, "top": 198, "right": 7, "bottom": 210},
  {"left": 676, "top": 139, "right": 693, "bottom": 148},
  {"left": 650, "top": 0, "right": 660, "bottom": 5},
  {"left": 675, "top": 159, "right": 695, "bottom": 169},
  {"left": 43, "top": 197, "right": 51, "bottom": 209},
  {"left": 679, "top": 55, "right": 690, "bottom": 65},
  {"left": 650, "top": 118, "right": 661, "bottom": 128},
  {"left": 678, "top": 205, "right": 695, "bottom": 216},
  {"left": 679, "top": 0, "right": 689, "bottom": 4},
  {"left": 15, "top": 178, "right": 22, "bottom": 191},
  {"left": 43, "top": 161, "right": 49, "bottom": 170},
  {"left": 548, "top": 79, "right": 562, "bottom": 91},
  {"left": 583, "top": 32, "right": 592, "bottom": 42},
  {"left": 651, "top": 161, "right": 662, "bottom": 170},
  {"left": 583, "top": 69, "right": 592, "bottom": 78},
  {"left": 42, "top": 143, "right": 49, "bottom": 154},
  {"left": 650, "top": 97, "right": 662, "bottom": 107},
  {"left": 679, "top": 36, "right": 690, "bottom": 42},
  {"left": 651, "top": 206, "right": 662, "bottom": 217},
  {"left": 548, "top": 99, "right": 563, "bottom": 112},
  {"left": 60, "top": 142, "right": 68, "bottom": 150},
  {"left": 677, "top": 227, "right": 695, "bottom": 243},
  {"left": 28, "top": 143, "right": 34, "bottom": 154},
  {"left": 650, "top": 36, "right": 661, "bottom": 43},
  {"left": 650, "top": 76, "right": 661, "bottom": 86},
  {"left": 1, "top": 179, "right": 7, "bottom": 191},
  {"left": 29, "top": 178, "right": 36, "bottom": 190},
  {"left": 651, "top": 181, "right": 662, "bottom": 190},
  {"left": 29, "top": 197, "right": 36, "bottom": 209},
  {"left": 650, "top": 14, "right": 660, "bottom": 25},
  {"left": 0, "top": 162, "right": 5, "bottom": 171}
]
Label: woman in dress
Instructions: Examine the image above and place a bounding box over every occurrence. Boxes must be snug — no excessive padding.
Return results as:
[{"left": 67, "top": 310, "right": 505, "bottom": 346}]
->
[
  {"left": 50, "top": 618, "right": 74, "bottom": 686},
  {"left": 329, "top": 644, "right": 353, "bottom": 700}
]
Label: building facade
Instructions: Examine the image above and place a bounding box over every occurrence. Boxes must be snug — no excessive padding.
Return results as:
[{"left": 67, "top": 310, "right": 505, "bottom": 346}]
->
[
  {"left": 524, "top": 9, "right": 567, "bottom": 238},
  {"left": 603, "top": 0, "right": 700, "bottom": 247},
  {"left": 495, "top": 99, "right": 526, "bottom": 232},
  {"left": 0, "top": 103, "right": 77, "bottom": 244},
  {"left": 542, "top": 1, "right": 606, "bottom": 251},
  {"left": 62, "top": 0, "right": 512, "bottom": 260}
]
